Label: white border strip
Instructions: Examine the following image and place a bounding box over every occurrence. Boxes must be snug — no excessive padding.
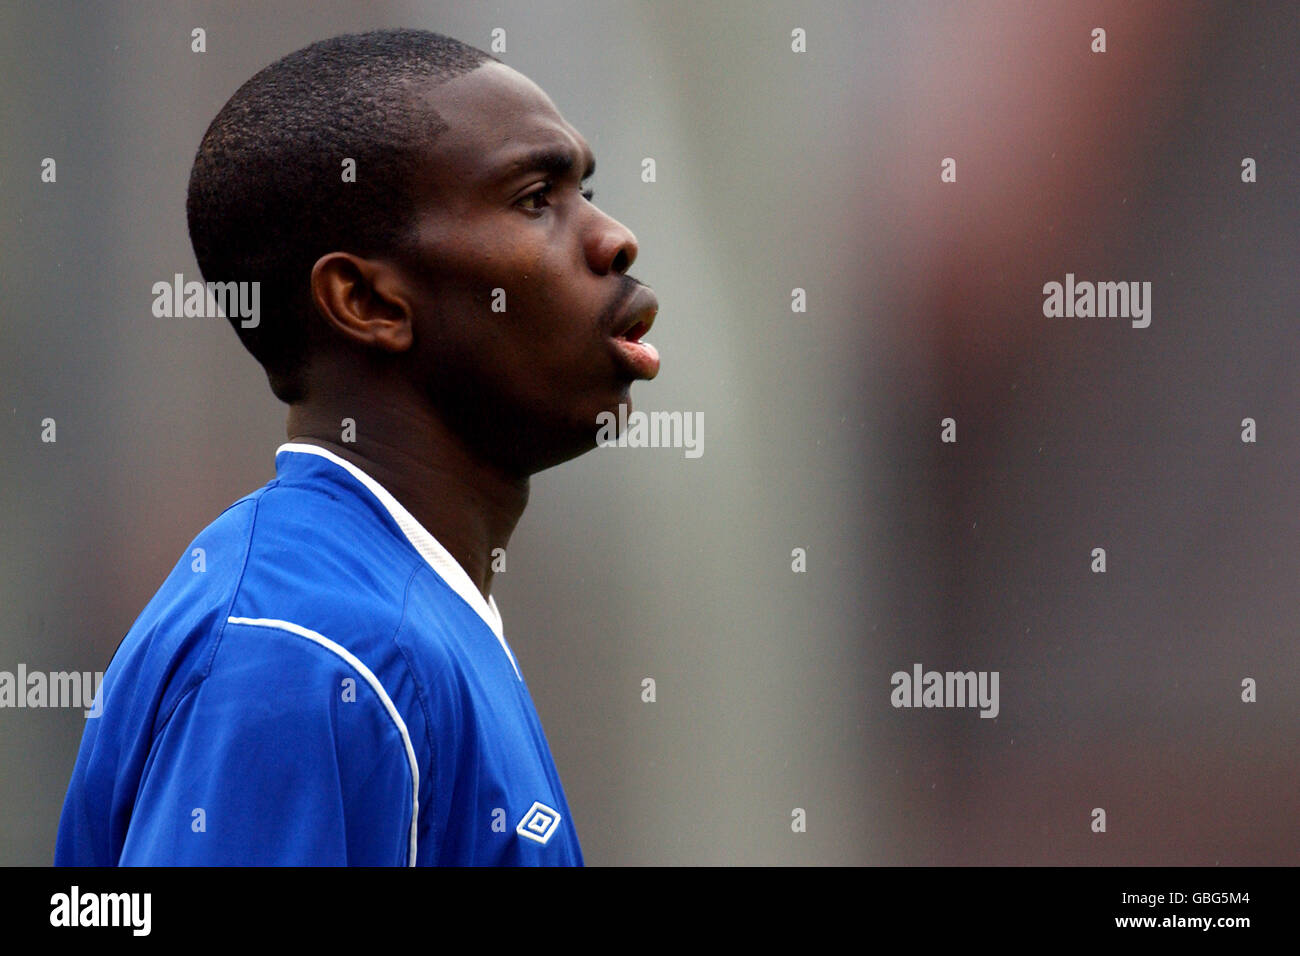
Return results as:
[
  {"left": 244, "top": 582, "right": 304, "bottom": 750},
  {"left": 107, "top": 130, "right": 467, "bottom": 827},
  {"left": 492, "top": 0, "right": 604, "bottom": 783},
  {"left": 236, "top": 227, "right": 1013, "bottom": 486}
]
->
[
  {"left": 227, "top": 616, "right": 419, "bottom": 866},
  {"left": 276, "top": 442, "right": 522, "bottom": 681}
]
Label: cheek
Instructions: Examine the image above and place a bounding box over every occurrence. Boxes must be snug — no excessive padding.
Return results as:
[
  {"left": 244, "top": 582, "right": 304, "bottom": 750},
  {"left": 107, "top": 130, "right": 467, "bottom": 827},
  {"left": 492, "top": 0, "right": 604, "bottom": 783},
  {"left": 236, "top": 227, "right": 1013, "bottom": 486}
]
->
[
  {"left": 426, "top": 233, "right": 604, "bottom": 385},
  {"left": 502, "top": 254, "right": 572, "bottom": 326},
  {"left": 500, "top": 280, "right": 601, "bottom": 369}
]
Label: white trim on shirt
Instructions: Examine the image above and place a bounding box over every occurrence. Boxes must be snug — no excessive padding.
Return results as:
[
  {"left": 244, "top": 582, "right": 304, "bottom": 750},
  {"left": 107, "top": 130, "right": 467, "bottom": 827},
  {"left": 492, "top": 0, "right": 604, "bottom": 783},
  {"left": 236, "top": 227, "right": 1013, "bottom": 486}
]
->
[
  {"left": 226, "top": 615, "right": 420, "bottom": 867},
  {"left": 275, "top": 442, "right": 523, "bottom": 681}
]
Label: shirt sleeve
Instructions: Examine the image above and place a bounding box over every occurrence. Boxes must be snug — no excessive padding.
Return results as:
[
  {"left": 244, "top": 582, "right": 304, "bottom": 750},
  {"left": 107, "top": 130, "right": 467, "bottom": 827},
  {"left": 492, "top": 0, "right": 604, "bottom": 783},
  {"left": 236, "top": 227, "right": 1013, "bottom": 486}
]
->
[{"left": 117, "top": 621, "right": 415, "bottom": 866}]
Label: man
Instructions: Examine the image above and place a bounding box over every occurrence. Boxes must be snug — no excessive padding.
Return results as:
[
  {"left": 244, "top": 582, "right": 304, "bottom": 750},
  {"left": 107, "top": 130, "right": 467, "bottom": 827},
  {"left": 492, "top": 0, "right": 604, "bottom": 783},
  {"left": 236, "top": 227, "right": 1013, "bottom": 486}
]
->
[{"left": 55, "top": 28, "right": 659, "bottom": 865}]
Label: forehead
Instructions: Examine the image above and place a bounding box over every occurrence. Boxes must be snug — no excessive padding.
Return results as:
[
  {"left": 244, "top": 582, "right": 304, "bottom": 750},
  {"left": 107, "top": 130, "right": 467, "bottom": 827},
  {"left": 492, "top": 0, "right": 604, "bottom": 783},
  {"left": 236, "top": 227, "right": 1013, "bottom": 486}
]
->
[{"left": 414, "top": 61, "right": 592, "bottom": 191}]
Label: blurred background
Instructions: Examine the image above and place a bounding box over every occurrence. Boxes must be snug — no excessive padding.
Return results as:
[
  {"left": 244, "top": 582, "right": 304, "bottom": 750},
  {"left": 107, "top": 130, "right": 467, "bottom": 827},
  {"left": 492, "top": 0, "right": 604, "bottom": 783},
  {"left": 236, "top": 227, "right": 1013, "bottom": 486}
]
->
[{"left": 2, "top": 0, "right": 1297, "bottom": 865}]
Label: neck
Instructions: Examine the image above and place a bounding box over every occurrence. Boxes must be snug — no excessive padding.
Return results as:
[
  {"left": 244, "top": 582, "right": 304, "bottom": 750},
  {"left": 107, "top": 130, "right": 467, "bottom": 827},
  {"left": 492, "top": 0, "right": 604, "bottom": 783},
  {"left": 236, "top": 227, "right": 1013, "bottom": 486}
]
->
[{"left": 285, "top": 400, "right": 529, "bottom": 600}]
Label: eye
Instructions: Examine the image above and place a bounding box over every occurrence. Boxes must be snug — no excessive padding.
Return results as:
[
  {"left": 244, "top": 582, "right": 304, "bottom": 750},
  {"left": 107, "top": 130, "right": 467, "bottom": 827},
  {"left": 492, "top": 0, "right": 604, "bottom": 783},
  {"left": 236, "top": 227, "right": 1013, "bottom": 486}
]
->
[
  {"left": 516, "top": 180, "right": 595, "bottom": 212},
  {"left": 516, "top": 183, "right": 554, "bottom": 211}
]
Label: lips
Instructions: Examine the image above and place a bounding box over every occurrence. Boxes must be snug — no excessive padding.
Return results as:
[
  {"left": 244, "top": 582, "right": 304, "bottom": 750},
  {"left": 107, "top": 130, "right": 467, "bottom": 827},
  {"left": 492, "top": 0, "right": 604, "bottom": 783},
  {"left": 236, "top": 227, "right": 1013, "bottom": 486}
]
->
[{"left": 609, "top": 284, "right": 661, "bottom": 380}]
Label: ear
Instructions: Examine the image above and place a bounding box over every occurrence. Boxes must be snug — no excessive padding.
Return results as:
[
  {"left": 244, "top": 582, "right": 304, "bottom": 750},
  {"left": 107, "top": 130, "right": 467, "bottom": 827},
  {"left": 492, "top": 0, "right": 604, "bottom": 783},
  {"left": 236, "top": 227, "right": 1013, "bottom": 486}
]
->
[{"left": 309, "top": 252, "right": 415, "bottom": 353}]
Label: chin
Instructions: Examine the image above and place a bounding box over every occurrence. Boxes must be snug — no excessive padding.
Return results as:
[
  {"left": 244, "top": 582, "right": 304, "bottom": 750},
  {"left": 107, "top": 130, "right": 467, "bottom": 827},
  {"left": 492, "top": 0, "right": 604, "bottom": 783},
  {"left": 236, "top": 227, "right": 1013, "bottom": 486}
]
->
[
  {"left": 522, "top": 433, "right": 603, "bottom": 476},
  {"left": 507, "top": 413, "right": 604, "bottom": 475},
  {"left": 504, "top": 386, "right": 638, "bottom": 475},
  {"left": 606, "top": 382, "right": 636, "bottom": 417}
]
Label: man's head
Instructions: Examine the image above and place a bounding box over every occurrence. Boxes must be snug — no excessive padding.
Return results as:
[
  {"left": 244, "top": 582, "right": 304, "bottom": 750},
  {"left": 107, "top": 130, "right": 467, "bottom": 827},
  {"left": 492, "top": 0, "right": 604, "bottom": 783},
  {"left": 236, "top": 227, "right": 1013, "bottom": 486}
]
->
[{"left": 187, "top": 29, "right": 658, "bottom": 475}]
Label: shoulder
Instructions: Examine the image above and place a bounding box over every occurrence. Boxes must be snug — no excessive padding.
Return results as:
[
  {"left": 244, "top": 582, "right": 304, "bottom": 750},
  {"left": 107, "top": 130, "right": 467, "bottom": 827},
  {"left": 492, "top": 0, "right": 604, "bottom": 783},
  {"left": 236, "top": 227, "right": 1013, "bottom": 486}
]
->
[
  {"left": 196, "top": 617, "right": 419, "bottom": 787},
  {"left": 103, "top": 473, "right": 429, "bottom": 737},
  {"left": 116, "top": 621, "right": 417, "bottom": 865}
]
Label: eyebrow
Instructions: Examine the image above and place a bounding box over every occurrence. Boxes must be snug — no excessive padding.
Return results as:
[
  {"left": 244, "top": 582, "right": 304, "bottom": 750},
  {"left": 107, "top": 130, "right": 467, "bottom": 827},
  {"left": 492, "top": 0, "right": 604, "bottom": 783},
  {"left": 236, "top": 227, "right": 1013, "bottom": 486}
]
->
[{"left": 495, "top": 146, "right": 596, "bottom": 183}]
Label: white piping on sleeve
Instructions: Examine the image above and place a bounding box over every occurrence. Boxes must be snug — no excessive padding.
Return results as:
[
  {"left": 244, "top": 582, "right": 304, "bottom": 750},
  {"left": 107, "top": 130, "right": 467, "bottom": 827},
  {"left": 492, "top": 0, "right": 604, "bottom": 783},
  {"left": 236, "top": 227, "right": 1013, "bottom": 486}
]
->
[{"left": 226, "top": 615, "right": 419, "bottom": 867}]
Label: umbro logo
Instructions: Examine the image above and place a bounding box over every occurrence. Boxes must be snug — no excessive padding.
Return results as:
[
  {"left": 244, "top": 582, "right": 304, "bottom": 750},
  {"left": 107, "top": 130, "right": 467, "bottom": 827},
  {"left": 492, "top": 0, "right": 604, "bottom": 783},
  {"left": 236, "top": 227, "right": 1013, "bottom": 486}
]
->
[{"left": 516, "top": 801, "right": 562, "bottom": 845}]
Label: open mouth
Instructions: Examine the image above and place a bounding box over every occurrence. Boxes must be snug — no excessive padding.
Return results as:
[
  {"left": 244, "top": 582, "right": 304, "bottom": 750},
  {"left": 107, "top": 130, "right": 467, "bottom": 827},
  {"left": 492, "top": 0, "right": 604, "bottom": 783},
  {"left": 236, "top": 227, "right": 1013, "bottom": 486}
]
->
[
  {"left": 610, "top": 286, "right": 661, "bottom": 380},
  {"left": 621, "top": 319, "right": 650, "bottom": 343}
]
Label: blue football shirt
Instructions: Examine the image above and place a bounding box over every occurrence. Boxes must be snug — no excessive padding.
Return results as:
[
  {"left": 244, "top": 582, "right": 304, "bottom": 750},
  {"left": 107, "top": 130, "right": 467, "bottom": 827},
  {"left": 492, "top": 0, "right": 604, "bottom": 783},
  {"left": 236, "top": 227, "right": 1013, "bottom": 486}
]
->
[{"left": 55, "top": 442, "right": 583, "bottom": 866}]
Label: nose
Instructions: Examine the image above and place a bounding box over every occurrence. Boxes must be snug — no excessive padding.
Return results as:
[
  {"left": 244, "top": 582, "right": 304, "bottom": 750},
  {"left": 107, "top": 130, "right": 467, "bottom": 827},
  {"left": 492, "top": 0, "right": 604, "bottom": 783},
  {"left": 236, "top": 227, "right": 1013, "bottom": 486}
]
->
[{"left": 586, "top": 207, "right": 638, "bottom": 275}]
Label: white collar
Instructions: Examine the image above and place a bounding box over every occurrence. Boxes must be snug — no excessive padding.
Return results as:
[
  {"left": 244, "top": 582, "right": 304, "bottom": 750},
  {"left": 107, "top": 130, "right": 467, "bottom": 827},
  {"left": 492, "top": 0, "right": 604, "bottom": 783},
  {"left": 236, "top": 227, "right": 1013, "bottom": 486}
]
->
[{"left": 275, "top": 442, "right": 520, "bottom": 679}]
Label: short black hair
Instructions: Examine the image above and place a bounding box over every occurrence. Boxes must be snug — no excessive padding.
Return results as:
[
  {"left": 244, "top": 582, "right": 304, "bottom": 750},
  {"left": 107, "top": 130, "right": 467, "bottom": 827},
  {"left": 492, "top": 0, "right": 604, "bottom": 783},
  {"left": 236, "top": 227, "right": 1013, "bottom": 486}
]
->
[{"left": 186, "top": 29, "right": 497, "bottom": 403}]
